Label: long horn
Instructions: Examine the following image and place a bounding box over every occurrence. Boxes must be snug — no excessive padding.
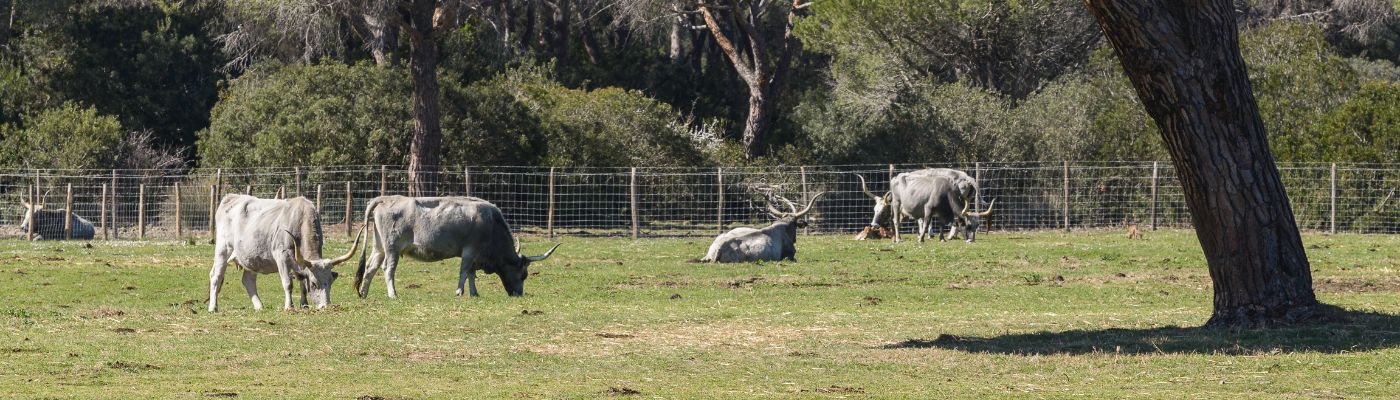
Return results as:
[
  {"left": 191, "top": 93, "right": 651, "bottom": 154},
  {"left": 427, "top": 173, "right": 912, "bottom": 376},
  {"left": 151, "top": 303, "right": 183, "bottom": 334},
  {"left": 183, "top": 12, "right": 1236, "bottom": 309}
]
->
[
  {"left": 970, "top": 199, "right": 995, "bottom": 217},
  {"left": 524, "top": 243, "right": 562, "bottom": 262},
  {"left": 960, "top": 201, "right": 970, "bottom": 217},
  {"left": 326, "top": 225, "right": 367, "bottom": 267},
  {"left": 856, "top": 175, "right": 880, "bottom": 201},
  {"left": 776, "top": 194, "right": 799, "bottom": 214},
  {"left": 793, "top": 191, "right": 827, "bottom": 218},
  {"left": 766, "top": 202, "right": 788, "bottom": 218},
  {"left": 284, "top": 230, "right": 311, "bottom": 268}
]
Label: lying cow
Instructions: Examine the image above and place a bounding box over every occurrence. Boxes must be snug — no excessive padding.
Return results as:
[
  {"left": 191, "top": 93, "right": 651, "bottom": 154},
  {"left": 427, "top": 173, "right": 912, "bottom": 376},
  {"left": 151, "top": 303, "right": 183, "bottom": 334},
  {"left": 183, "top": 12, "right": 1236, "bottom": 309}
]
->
[
  {"left": 354, "top": 196, "right": 561, "bottom": 298},
  {"left": 18, "top": 202, "right": 95, "bottom": 240},
  {"left": 207, "top": 195, "right": 363, "bottom": 312},
  {"left": 701, "top": 192, "right": 826, "bottom": 263},
  {"left": 858, "top": 173, "right": 993, "bottom": 243}
]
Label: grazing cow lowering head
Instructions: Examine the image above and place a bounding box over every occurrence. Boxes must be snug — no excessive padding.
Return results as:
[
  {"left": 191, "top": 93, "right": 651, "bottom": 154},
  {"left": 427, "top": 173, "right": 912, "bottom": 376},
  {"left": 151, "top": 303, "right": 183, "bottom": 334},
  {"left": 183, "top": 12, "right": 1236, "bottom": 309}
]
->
[
  {"left": 858, "top": 171, "right": 994, "bottom": 243},
  {"left": 286, "top": 229, "right": 363, "bottom": 308},
  {"left": 956, "top": 199, "right": 995, "bottom": 242}
]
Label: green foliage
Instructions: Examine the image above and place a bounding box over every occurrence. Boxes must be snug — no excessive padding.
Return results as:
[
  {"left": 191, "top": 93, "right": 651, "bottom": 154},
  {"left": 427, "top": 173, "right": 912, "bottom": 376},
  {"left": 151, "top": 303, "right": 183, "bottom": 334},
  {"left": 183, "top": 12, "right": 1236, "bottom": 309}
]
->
[
  {"left": 0, "top": 102, "right": 123, "bottom": 169},
  {"left": 1243, "top": 22, "right": 1361, "bottom": 162},
  {"left": 1309, "top": 81, "right": 1400, "bottom": 163}
]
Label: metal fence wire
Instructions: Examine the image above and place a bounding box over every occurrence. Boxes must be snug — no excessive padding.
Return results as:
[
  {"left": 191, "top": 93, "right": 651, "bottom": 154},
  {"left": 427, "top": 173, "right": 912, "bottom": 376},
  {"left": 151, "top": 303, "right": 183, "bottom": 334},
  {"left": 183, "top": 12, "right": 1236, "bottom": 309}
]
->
[{"left": 1, "top": 162, "right": 1396, "bottom": 240}]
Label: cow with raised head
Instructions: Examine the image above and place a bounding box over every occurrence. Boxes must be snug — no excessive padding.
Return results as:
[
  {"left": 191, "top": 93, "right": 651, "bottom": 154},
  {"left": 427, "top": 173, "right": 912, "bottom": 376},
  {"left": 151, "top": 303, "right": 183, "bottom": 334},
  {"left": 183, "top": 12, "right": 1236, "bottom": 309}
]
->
[
  {"left": 18, "top": 202, "right": 95, "bottom": 240},
  {"left": 207, "top": 194, "right": 363, "bottom": 312},
  {"left": 858, "top": 172, "right": 993, "bottom": 243},
  {"left": 354, "top": 196, "right": 561, "bottom": 299},
  {"left": 700, "top": 192, "right": 826, "bottom": 263}
]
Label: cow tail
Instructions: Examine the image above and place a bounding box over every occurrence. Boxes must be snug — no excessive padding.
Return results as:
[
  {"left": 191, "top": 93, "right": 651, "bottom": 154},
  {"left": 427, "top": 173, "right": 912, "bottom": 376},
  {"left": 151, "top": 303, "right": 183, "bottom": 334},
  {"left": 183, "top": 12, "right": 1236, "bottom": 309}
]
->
[{"left": 353, "top": 198, "right": 381, "bottom": 294}]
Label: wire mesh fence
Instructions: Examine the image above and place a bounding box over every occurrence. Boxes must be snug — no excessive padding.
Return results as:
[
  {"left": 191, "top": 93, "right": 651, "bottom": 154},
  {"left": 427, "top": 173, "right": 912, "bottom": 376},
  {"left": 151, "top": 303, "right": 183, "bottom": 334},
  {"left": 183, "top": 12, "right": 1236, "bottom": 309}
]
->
[{"left": 1, "top": 162, "right": 1396, "bottom": 240}]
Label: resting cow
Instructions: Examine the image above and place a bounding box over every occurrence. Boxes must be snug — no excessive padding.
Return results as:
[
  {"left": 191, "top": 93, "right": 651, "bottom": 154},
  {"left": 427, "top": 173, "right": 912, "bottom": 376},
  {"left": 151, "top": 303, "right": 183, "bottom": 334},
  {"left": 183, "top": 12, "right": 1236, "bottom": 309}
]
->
[
  {"left": 18, "top": 201, "right": 95, "bottom": 240},
  {"left": 701, "top": 192, "right": 826, "bottom": 263}
]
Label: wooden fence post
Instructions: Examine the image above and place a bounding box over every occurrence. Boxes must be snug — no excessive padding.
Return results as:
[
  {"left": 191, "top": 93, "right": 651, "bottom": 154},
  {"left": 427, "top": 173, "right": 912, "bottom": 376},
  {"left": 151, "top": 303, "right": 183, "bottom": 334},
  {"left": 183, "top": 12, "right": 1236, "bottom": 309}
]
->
[
  {"left": 277, "top": 185, "right": 285, "bottom": 199},
  {"left": 138, "top": 183, "right": 146, "bottom": 240},
  {"left": 380, "top": 165, "right": 387, "bottom": 196},
  {"left": 25, "top": 184, "right": 34, "bottom": 241},
  {"left": 974, "top": 162, "right": 982, "bottom": 211},
  {"left": 1150, "top": 162, "right": 1159, "bottom": 231},
  {"left": 1062, "top": 161, "right": 1070, "bottom": 232},
  {"left": 100, "top": 184, "right": 109, "bottom": 240},
  {"left": 463, "top": 166, "right": 471, "bottom": 196},
  {"left": 716, "top": 168, "right": 724, "bottom": 234},
  {"left": 315, "top": 184, "right": 323, "bottom": 216},
  {"left": 294, "top": 166, "right": 302, "bottom": 197},
  {"left": 64, "top": 183, "right": 73, "bottom": 240},
  {"left": 245, "top": 185, "right": 251, "bottom": 195},
  {"left": 1330, "top": 162, "right": 1337, "bottom": 234},
  {"left": 547, "top": 167, "right": 556, "bottom": 238},
  {"left": 174, "top": 183, "right": 182, "bottom": 238},
  {"left": 209, "top": 184, "right": 217, "bottom": 238},
  {"left": 888, "top": 164, "right": 895, "bottom": 181},
  {"left": 345, "top": 181, "right": 353, "bottom": 237},
  {"left": 800, "top": 166, "right": 809, "bottom": 235},
  {"left": 630, "top": 167, "right": 639, "bottom": 239},
  {"left": 111, "top": 170, "right": 118, "bottom": 240}
]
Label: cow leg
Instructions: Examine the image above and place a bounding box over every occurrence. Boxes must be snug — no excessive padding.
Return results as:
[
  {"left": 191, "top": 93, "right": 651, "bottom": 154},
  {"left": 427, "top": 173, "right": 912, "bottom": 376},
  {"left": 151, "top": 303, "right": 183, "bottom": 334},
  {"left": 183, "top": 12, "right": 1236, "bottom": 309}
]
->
[
  {"left": 275, "top": 259, "right": 296, "bottom": 310},
  {"left": 384, "top": 252, "right": 402, "bottom": 299},
  {"left": 891, "top": 211, "right": 902, "bottom": 243},
  {"left": 916, "top": 218, "right": 928, "bottom": 243},
  {"left": 207, "top": 247, "right": 233, "bottom": 312},
  {"left": 241, "top": 269, "right": 263, "bottom": 310},
  {"left": 297, "top": 277, "right": 309, "bottom": 308},
  {"left": 456, "top": 248, "right": 478, "bottom": 297},
  {"left": 359, "top": 249, "right": 385, "bottom": 298}
]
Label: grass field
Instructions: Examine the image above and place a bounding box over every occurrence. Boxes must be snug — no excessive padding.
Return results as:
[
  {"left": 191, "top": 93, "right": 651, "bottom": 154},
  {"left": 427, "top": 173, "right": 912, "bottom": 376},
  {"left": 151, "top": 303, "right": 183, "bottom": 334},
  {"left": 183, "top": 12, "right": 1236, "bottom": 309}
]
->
[{"left": 2, "top": 230, "right": 1399, "bottom": 398}]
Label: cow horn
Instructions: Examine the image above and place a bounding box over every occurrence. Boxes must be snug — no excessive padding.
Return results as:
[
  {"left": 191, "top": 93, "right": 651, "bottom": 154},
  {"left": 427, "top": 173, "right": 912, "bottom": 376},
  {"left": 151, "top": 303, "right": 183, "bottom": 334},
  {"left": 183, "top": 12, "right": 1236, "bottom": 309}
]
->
[
  {"left": 960, "top": 201, "right": 970, "bottom": 217},
  {"left": 326, "top": 225, "right": 367, "bottom": 267},
  {"left": 856, "top": 175, "right": 881, "bottom": 201},
  {"left": 524, "top": 243, "right": 562, "bottom": 262},
  {"left": 765, "top": 202, "right": 788, "bottom": 218},
  {"left": 284, "top": 230, "right": 311, "bottom": 268},
  {"left": 793, "top": 191, "right": 827, "bottom": 218},
  {"left": 776, "top": 194, "right": 799, "bottom": 214},
  {"left": 970, "top": 199, "right": 995, "bottom": 217}
]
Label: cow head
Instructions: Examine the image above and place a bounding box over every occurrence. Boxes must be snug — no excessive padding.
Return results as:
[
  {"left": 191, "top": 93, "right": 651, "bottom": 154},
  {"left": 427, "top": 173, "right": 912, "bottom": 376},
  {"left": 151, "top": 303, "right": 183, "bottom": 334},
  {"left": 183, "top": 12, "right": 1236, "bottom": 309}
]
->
[
  {"left": 765, "top": 192, "right": 827, "bottom": 234},
  {"left": 17, "top": 201, "right": 42, "bottom": 234},
  {"left": 857, "top": 175, "right": 893, "bottom": 228},
  {"left": 957, "top": 199, "right": 995, "bottom": 242},
  {"left": 285, "top": 227, "right": 364, "bottom": 308},
  {"left": 500, "top": 243, "right": 562, "bottom": 296}
]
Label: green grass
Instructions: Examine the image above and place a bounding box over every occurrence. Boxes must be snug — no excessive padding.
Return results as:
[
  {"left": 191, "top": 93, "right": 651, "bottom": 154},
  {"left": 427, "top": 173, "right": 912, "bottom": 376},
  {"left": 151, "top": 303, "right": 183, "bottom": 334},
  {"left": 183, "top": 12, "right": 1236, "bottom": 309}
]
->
[{"left": 2, "top": 230, "right": 1399, "bottom": 398}]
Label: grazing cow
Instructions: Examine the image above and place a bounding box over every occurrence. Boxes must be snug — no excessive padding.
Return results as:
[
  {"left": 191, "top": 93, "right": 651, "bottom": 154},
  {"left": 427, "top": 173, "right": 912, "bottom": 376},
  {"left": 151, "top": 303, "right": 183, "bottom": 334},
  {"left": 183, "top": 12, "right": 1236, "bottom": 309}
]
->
[
  {"left": 354, "top": 196, "right": 561, "bottom": 299},
  {"left": 207, "top": 195, "right": 363, "bottom": 312},
  {"left": 701, "top": 192, "right": 826, "bottom": 263},
  {"left": 18, "top": 202, "right": 95, "bottom": 240},
  {"left": 858, "top": 173, "right": 993, "bottom": 243}
]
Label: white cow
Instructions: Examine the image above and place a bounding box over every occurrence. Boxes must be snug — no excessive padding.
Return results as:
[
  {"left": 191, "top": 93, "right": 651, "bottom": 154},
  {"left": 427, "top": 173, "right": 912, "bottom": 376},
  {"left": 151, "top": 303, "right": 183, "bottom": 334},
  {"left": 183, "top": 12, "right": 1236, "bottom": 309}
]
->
[{"left": 208, "top": 195, "right": 362, "bottom": 312}]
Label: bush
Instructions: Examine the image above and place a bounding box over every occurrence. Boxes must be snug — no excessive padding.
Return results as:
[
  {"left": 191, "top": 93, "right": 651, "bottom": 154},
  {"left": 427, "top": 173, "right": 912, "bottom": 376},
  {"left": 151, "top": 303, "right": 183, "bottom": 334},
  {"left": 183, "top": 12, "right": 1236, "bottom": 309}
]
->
[{"left": 0, "top": 102, "right": 123, "bottom": 170}]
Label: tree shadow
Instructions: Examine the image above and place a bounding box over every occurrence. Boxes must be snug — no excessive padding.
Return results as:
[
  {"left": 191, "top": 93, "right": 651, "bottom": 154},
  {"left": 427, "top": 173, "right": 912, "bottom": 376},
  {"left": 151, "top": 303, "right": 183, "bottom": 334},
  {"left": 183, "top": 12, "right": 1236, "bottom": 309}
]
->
[{"left": 883, "top": 306, "right": 1400, "bottom": 355}]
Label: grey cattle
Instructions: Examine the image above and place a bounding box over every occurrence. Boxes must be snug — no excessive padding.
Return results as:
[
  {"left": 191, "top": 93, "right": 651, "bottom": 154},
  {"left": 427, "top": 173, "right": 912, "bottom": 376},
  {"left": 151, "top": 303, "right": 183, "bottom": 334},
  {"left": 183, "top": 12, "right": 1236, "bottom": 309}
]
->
[
  {"left": 909, "top": 168, "right": 983, "bottom": 240},
  {"left": 354, "top": 196, "right": 560, "bottom": 299},
  {"left": 858, "top": 172, "right": 993, "bottom": 243},
  {"left": 701, "top": 192, "right": 826, "bottom": 263},
  {"left": 207, "top": 195, "right": 363, "bottom": 312},
  {"left": 18, "top": 202, "right": 95, "bottom": 240}
]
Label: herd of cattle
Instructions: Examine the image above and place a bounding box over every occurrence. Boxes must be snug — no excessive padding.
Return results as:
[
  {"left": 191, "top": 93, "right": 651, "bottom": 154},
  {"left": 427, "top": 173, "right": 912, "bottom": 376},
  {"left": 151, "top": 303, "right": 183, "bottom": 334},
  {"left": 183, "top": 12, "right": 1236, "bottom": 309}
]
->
[{"left": 13, "top": 167, "right": 993, "bottom": 311}]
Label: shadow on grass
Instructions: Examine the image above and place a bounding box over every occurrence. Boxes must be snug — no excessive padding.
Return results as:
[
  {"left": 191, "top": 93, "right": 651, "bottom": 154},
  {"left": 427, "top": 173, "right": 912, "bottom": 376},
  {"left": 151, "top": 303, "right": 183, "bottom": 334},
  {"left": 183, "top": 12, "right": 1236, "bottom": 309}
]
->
[{"left": 885, "top": 306, "right": 1400, "bottom": 355}]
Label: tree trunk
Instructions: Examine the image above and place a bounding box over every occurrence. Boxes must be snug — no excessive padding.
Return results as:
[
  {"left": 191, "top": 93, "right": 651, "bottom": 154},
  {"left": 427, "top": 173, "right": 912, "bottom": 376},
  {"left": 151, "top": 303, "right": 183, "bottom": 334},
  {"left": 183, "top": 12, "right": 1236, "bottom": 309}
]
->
[
  {"left": 407, "top": 0, "right": 442, "bottom": 197},
  {"left": 521, "top": 0, "right": 537, "bottom": 50},
  {"left": 547, "top": 0, "right": 571, "bottom": 75},
  {"left": 669, "top": 7, "right": 683, "bottom": 62},
  {"left": 1084, "top": 0, "right": 1321, "bottom": 328},
  {"left": 741, "top": 87, "right": 769, "bottom": 159}
]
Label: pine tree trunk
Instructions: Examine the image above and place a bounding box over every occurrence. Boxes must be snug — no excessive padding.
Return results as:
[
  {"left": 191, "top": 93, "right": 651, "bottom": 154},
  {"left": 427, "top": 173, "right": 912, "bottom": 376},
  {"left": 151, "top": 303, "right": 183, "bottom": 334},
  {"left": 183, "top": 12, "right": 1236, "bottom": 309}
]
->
[
  {"left": 407, "top": 0, "right": 442, "bottom": 197},
  {"left": 1084, "top": 0, "right": 1321, "bottom": 328},
  {"left": 741, "top": 87, "right": 769, "bottom": 159}
]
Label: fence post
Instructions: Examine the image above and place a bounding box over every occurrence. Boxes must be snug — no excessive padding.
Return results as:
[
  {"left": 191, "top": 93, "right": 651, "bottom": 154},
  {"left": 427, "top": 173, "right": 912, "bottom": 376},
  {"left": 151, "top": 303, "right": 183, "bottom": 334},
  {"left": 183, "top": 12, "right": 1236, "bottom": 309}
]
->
[
  {"left": 800, "top": 166, "right": 809, "bottom": 235},
  {"left": 315, "top": 184, "right": 323, "bottom": 216},
  {"left": 100, "top": 184, "right": 109, "bottom": 240},
  {"left": 277, "top": 185, "right": 285, "bottom": 199},
  {"left": 345, "top": 181, "right": 353, "bottom": 237},
  {"left": 547, "top": 167, "right": 556, "bottom": 238},
  {"left": 463, "top": 166, "right": 471, "bottom": 196},
  {"left": 380, "top": 165, "right": 387, "bottom": 196},
  {"left": 716, "top": 167, "right": 724, "bottom": 234},
  {"left": 174, "top": 183, "right": 182, "bottom": 238},
  {"left": 25, "top": 184, "right": 34, "bottom": 241},
  {"left": 111, "top": 170, "right": 118, "bottom": 240},
  {"left": 138, "top": 183, "right": 146, "bottom": 240},
  {"left": 1062, "top": 161, "right": 1070, "bottom": 232},
  {"left": 209, "top": 184, "right": 217, "bottom": 238},
  {"left": 974, "top": 162, "right": 982, "bottom": 211},
  {"left": 1150, "top": 162, "right": 1159, "bottom": 231},
  {"left": 245, "top": 185, "right": 252, "bottom": 195},
  {"left": 215, "top": 168, "right": 223, "bottom": 199},
  {"left": 294, "top": 166, "right": 302, "bottom": 197},
  {"left": 1330, "top": 162, "right": 1337, "bottom": 234},
  {"left": 64, "top": 183, "right": 73, "bottom": 240},
  {"left": 888, "top": 164, "right": 895, "bottom": 181},
  {"left": 630, "top": 167, "right": 639, "bottom": 239}
]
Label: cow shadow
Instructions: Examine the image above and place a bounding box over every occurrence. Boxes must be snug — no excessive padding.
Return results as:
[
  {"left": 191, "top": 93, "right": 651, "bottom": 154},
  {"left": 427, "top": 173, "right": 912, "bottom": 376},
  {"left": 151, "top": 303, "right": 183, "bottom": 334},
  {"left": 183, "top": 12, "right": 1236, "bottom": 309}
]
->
[{"left": 883, "top": 305, "right": 1400, "bottom": 355}]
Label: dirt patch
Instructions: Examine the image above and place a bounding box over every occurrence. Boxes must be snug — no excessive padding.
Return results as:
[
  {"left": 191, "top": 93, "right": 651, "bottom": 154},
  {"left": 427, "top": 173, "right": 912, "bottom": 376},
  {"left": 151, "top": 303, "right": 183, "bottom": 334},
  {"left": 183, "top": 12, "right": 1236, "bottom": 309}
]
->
[
  {"left": 89, "top": 307, "right": 125, "bottom": 318},
  {"left": 863, "top": 296, "right": 883, "bottom": 306},
  {"left": 109, "top": 327, "right": 136, "bottom": 334},
  {"left": 1315, "top": 278, "right": 1400, "bottom": 293},
  {"left": 521, "top": 309, "right": 544, "bottom": 316},
  {"left": 203, "top": 391, "right": 238, "bottom": 397},
  {"left": 604, "top": 387, "right": 641, "bottom": 396},
  {"left": 596, "top": 332, "right": 635, "bottom": 339},
  {"left": 104, "top": 361, "right": 160, "bottom": 372},
  {"left": 727, "top": 277, "right": 763, "bottom": 288},
  {"left": 810, "top": 385, "right": 865, "bottom": 394}
]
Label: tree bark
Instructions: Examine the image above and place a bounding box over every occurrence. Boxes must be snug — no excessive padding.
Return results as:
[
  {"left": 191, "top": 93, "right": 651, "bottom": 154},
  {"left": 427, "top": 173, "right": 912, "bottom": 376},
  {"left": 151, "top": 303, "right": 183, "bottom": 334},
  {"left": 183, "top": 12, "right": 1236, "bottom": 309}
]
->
[
  {"left": 1084, "top": 0, "right": 1321, "bottom": 328},
  {"left": 406, "top": 0, "right": 443, "bottom": 197},
  {"left": 546, "top": 0, "right": 571, "bottom": 75}
]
